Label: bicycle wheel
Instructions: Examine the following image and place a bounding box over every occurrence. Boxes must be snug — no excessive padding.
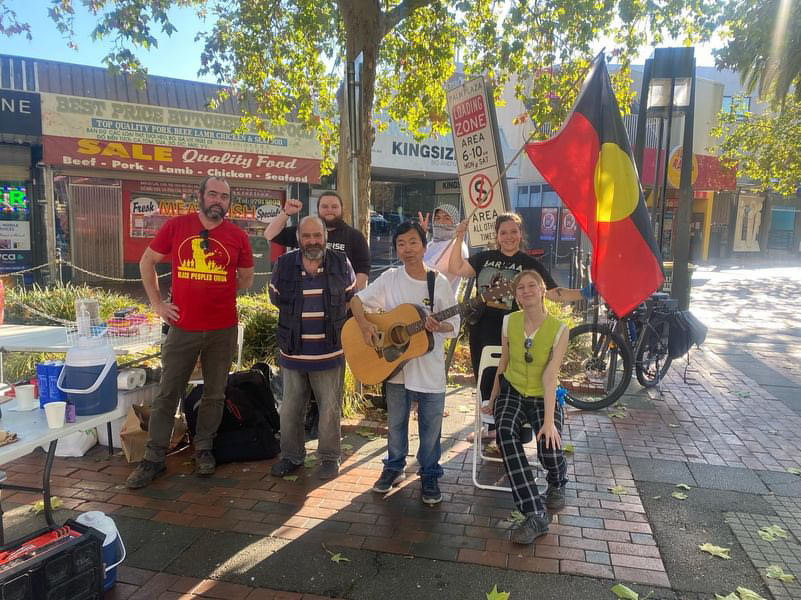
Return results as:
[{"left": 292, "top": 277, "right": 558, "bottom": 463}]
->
[
  {"left": 560, "top": 323, "right": 633, "bottom": 410},
  {"left": 635, "top": 321, "right": 672, "bottom": 387}
]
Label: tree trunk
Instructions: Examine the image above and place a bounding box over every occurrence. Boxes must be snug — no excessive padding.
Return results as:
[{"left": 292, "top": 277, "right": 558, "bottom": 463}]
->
[{"left": 337, "top": 0, "right": 381, "bottom": 241}]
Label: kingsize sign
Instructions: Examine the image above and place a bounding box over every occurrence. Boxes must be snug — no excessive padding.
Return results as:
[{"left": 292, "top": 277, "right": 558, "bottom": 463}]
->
[{"left": 446, "top": 77, "right": 507, "bottom": 247}]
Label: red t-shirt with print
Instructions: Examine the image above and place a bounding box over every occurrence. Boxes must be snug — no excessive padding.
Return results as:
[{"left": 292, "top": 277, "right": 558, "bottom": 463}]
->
[{"left": 150, "top": 213, "right": 253, "bottom": 331}]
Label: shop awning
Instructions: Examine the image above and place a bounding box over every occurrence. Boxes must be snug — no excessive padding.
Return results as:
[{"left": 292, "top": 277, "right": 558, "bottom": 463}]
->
[{"left": 641, "top": 147, "right": 736, "bottom": 192}]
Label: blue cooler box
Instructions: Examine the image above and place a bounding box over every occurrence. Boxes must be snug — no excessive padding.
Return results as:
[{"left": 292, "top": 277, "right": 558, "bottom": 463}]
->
[{"left": 57, "top": 341, "right": 118, "bottom": 416}]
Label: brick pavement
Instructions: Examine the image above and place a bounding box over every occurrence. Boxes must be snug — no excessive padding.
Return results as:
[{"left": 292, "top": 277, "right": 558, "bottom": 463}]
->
[{"left": 1, "top": 344, "right": 800, "bottom": 597}]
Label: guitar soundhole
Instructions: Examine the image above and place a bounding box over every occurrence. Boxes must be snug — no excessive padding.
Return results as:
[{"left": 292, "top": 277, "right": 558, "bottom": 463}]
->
[{"left": 388, "top": 325, "right": 408, "bottom": 346}]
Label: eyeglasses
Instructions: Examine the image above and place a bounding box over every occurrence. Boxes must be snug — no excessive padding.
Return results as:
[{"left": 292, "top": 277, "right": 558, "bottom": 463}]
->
[
  {"left": 200, "top": 229, "right": 209, "bottom": 251},
  {"left": 524, "top": 337, "right": 533, "bottom": 363}
]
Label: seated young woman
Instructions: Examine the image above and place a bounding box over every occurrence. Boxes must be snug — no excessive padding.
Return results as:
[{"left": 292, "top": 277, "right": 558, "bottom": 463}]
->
[{"left": 482, "top": 269, "right": 569, "bottom": 545}]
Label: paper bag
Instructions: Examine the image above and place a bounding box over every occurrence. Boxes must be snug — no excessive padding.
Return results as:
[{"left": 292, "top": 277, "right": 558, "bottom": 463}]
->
[{"left": 119, "top": 405, "right": 188, "bottom": 463}]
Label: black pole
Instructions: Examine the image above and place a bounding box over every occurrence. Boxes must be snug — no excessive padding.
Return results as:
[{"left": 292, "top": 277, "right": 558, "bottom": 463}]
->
[
  {"left": 671, "top": 56, "right": 697, "bottom": 310},
  {"left": 658, "top": 81, "right": 676, "bottom": 255}
]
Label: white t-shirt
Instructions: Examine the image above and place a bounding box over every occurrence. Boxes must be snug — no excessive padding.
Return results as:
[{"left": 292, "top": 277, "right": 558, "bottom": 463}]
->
[
  {"left": 356, "top": 266, "right": 460, "bottom": 393},
  {"left": 423, "top": 239, "right": 470, "bottom": 295}
]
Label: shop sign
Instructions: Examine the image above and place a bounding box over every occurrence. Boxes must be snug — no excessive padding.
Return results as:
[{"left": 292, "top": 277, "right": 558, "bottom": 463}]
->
[
  {"left": 0, "top": 90, "right": 41, "bottom": 136},
  {"left": 560, "top": 209, "right": 577, "bottom": 241},
  {"left": 43, "top": 135, "right": 320, "bottom": 183},
  {"left": 446, "top": 76, "right": 507, "bottom": 247},
  {"left": 0, "top": 221, "right": 31, "bottom": 250},
  {"left": 540, "top": 207, "right": 558, "bottom": 241},
  {"left": 371, "top": 122, "right": 456, "bottom": 173},
  {"left": 129, "top": 193, "right": 281, "bottom": 238},
  {"left": 40, "top": 92, "right": 321, "bottom": 182},
  {"left": 0, "top": 251, "right": 30, "bottom": 274},
  {"left": 435, "top": 179, "right": 460, "bottom": 194}
]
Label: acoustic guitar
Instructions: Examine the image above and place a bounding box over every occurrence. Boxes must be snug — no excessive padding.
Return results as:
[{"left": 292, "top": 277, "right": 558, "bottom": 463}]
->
[{"left": 342, "top": 280, "right": 514, "bottom": 385}]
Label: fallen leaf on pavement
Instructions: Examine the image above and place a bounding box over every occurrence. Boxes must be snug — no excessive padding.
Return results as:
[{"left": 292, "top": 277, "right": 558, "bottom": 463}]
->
[
  {"left": 765, "top": 565, "right": 795, "bottom": 582},
  {"left": 283, "top": 475, "right": 299, "bottom": 482},
  {"left": 787, "top": 467, "right": 801, "bottom": 476},
  {"left": 486, "top": 585, "right": 510, "bottom": 600},
  {"left": 736, "top": 587, "right": 768, "bottom": 600},
  {"left": 671, "top": 491, "right": 688, "bottom": 500},
  {"left": 30, "top": 497, "right": 62, "bottom": 514},
  {"left": 505, "top": 510, "right": 526, "bottom": 526},
  {"left": 652, "top": 496, "right": 662, "bottom": 500},
  {"left": 563, "top": 443, "right": 575, "bottom": 453},
  {"left": 757, "top": 525, "right": 788, "bottom": 542},
  {"left": 304, "top": 455, "right": 318, "bottom": 468},
  {"left": 609, "top": 485, "right": 628, "bottom": 495},
  {"left": 668, "top": 423, "right": 679, "bottom": 428},
  {"left": 675, "top": 483, "right": 691, "bottom": 490},
  {"left": 610, "top": 583, "right": 639, "bottom": 599},
  {"left": 699, "top": 543, "right": 731, "bottom": 559},
  {"left": 458, "top": 405, "right": 471, "bottom": 413},
  {"left": 322, "top": 544, "right": 351, "bottom": 564}
]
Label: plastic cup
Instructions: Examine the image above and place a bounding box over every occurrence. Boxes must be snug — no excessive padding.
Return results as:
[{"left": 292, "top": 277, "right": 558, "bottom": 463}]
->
[
  {"left": 44, "top": 401, "right": 67, "bottom": 429},
  {"left": 15, "top": 384, "right": 36, "bottom": 410}
]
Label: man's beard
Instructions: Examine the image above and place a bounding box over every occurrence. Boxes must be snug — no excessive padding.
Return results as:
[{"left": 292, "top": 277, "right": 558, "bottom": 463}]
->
[
  {"left": 201, "top": 197, "right": 227, "bottom": 221},
  {"left": 302, "top": 244, "right": 325, "bottom": 260},
  {"left": 322, "top": 214, "right": 345, "bottom": 229}
]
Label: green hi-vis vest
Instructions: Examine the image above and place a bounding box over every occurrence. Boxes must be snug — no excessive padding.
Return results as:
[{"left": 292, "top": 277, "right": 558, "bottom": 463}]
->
[{"left": 504, "top": 311, "right": 564, "bottom": 398}]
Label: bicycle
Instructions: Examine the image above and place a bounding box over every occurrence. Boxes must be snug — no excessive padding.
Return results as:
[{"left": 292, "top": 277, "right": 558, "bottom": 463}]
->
[{"left": 560, "top": 292, "right": 678, "bottom": 410}]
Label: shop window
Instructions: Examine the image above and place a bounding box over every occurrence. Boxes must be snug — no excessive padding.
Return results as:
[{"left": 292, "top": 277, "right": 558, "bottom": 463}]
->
[
  {"left": 542, "top": 185, "right": 560, "bottom": 207},
  {"left": 528, "top": 185, "right": 542, "bottom": 208},
  {"left": 516, "top": 186, "right": 528, "bottom": 209},
  {"left": 733, "top": 194, "right": 763, "bottom": 252}
]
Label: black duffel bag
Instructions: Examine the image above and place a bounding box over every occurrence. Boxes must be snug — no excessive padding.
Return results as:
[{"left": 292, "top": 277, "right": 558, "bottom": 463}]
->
[
  {"left": 183, "top": 363, "right": 280, "bottom": 464},
  {"left": 668, "top": 310, "right": 708, "bottom": 359}
]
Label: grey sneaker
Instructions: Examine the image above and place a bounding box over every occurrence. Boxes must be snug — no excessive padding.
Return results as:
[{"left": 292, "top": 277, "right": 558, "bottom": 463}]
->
[
  {"left": 545, "top": 484, "right": 566, "bottom": 511},
  {"left": 372, "top": 469, "right": 405, "bottom": 493},
  {"left": 316, "top": 460, "right": 339, "bottom": 480},
  {"left": 125, "top": 459, "right": 166, "bottom": 489},
  {"left": 271, "top": 458, "right": 302, "bottom": 477},
  {"left": 510, "top": 512, "right": 549, "bottom": 545},
  {"left": 195, "top": 450, "right": 215, "bottom": 477}
]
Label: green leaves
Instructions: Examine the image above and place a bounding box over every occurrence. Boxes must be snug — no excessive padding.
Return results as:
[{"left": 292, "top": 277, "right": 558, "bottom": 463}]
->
[
  {"left": 608, "top": 485, "right": 628, "bottom": 495},
  {"left": 787, "top": 467, "right": 801, "bottom": 476},
  {"left": 671, "top": 491, "right": 688, "bottom": 500},
  {"left": 765, "top": 565, "right": 795, "bottom": 582},
  {"left": 283, "top": 475, "right": 299, "bottom": 482},
  {"left": 505, "top": 510, "right": 526, "bottom": 526},
  {"left": 674, "top": 483, "right": 691, "bottom": 491},
  {"left": 610, "top": 583, "right": 640, "bottom": 599},
  {"left": 323, "top": 544, "right": 350, "bottom": 564},
  {"left": 699, "top": 543, "right": 732, "bottom": 559},
  {"left": 757, "top": 525, "right": 788, "bottom": 542},
  {"left": 486, "top": 585, "right": 510, "bottom": 600}
]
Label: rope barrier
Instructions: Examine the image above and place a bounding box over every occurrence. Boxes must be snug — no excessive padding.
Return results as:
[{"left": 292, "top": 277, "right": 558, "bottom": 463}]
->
[
  {"left": 0, "top": 263, "right": 51, "bottom": 277},
  {"left": 9, "top": 301, "right": 74, "bottom": 325}
]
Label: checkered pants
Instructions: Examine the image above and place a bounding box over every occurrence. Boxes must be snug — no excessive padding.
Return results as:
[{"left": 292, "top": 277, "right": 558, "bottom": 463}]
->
[{"left": 494, "top": 376, "right": 568, "bottom": 515}]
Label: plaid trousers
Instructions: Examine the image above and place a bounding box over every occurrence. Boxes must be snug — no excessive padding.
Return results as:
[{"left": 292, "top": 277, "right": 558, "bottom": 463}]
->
[{"left": 494, "top": 376, "right": 568, "bottom": 515}]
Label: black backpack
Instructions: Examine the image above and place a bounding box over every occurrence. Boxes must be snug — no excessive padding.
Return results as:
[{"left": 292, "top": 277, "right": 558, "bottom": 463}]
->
[
  {"left": 183, "top": 363, "right": 281, "bottom": 464},
  {"left": 667, "top": 310, "right": 708, "bottom": 359}
]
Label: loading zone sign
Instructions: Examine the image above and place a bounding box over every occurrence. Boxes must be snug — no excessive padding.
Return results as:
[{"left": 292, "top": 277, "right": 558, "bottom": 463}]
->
[{"left": 446, "top": 76, "right": 507, "bottom": 247}]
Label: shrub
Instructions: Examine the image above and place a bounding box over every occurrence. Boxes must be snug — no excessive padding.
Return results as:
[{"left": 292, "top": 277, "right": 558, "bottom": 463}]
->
[
  {"left": 237, "top": 292, "right": 279, "bottom": 364},
  {"left": 5, "top": 283, "right": 145, "bottom": 325}
]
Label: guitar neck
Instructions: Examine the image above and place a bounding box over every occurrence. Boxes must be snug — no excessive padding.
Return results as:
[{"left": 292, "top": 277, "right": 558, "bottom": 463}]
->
[{"left": 406, "top": 297, "right": 485, "bottom": 335}]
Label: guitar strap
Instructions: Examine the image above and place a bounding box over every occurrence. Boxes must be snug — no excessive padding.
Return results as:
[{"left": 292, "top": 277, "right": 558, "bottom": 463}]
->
[{"left": 427, "top": 270, "right": 436, "bottom": 311}]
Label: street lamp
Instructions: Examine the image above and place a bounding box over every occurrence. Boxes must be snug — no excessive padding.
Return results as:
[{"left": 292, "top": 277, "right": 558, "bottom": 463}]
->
[{"left": 634, "top": 47, "right": 696, "bottom": 310}]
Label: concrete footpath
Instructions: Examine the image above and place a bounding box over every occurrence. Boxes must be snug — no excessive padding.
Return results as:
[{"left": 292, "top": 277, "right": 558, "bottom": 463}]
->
[{"left": 1, "top": 265, "right": 800, "bottom": 599}]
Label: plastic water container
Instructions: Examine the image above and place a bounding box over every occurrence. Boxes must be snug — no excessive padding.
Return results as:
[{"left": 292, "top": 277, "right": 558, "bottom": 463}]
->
[
  {"left": 57, "top": 340, "right": 118, "bottom": 416},
  {"left": 75, "top": 511, "right": 126, "bottom": 591}
]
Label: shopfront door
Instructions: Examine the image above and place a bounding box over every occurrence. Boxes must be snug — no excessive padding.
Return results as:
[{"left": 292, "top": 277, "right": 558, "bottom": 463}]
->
[{"left": 69, "top": 183, "right": 123, "bottom": 283}]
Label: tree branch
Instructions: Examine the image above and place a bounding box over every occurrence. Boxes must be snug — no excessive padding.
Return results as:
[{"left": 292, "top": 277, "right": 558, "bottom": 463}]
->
[{"left": 380, "top": 0, "right": 436, "bottom": 39}]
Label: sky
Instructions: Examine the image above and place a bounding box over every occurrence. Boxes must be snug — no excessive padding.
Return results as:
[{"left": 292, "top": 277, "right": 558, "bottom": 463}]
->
[{"left": 0, "top": 3, "right": 722, "bottom": 82}]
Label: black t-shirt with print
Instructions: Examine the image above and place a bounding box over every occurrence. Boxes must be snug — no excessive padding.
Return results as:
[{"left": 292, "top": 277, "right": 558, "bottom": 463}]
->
[{"left": 274, "top": 223, "right": 371, "bottom": 276}]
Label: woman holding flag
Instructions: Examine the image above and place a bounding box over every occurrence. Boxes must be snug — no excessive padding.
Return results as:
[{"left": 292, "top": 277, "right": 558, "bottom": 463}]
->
[{"left": 449, "top": 212, "right": 589, "bottom": 437}]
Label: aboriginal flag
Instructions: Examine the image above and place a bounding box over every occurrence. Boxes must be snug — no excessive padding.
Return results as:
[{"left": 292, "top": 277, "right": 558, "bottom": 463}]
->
[{"left": 525, "top": 55, "right": 663, "bottom": 317}]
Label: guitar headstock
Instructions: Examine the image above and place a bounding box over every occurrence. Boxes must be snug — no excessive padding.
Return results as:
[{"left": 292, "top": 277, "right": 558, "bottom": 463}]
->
[{"left": 479, "top": 277, "right": 515, "bottom": 305}]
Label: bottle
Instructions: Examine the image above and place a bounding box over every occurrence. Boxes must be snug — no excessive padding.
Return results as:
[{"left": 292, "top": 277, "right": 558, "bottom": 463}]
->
[{"left": 65, "top": 400, "right": 76, "bottom": 423}]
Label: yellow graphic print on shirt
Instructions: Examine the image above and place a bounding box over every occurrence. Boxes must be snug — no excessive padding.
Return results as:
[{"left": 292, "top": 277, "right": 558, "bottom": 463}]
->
[{"left": 176, "top": 235, "right": 230, "bottom": 282}]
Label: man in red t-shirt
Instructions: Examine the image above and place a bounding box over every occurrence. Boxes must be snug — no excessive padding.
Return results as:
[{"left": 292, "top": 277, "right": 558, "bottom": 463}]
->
[{"left": 126, "top": 176, "right": 254, "bottom": 488}]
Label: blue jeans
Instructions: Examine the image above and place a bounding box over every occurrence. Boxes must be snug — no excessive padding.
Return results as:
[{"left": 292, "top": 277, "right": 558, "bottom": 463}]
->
[{"left": 384, "top": 383, "right": 445, "bottom": 478}]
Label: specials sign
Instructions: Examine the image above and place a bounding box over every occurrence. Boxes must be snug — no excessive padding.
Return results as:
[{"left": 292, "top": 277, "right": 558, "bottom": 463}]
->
[
  {"left": 40, "top": 92, "right": 321, "bottom": 183},
  {"left": 446, "top": 77, "right": 508, "bottom": 248}
]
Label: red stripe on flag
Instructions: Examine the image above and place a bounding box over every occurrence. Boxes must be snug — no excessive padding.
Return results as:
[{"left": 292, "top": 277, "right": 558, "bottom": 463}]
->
[
  {"left": 525, "top": 112, "right": 599, "bottom": 236},
  {"left": 594, "top": 218, "right": 664, "bottom": 316}
]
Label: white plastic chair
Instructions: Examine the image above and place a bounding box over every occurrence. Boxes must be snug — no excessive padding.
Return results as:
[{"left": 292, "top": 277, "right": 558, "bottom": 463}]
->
[
  {"left": 471, "top": 345, "right": 512, "bottom": 492},
  {"left": 188, "top": 323, "right": 245, "bottom": 386}
]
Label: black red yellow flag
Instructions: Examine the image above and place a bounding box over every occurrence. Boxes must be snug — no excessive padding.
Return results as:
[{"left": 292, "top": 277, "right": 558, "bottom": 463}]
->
[{"left": 525, "top": 55, "right": 664, "bottom": 317}]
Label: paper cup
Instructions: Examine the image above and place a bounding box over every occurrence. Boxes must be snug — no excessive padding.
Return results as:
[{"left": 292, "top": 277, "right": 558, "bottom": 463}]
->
[
  {"left": 15, "top": 384, "right": 37, "bottom": 410},
  {"left": 44, "top": 401, "right": 67, "bottom": 429}
]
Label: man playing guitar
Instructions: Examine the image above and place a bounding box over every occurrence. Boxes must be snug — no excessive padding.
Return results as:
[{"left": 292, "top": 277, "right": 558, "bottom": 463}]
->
[{"left": 350, "top": 222, "right": 459, "bottom": 505}]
